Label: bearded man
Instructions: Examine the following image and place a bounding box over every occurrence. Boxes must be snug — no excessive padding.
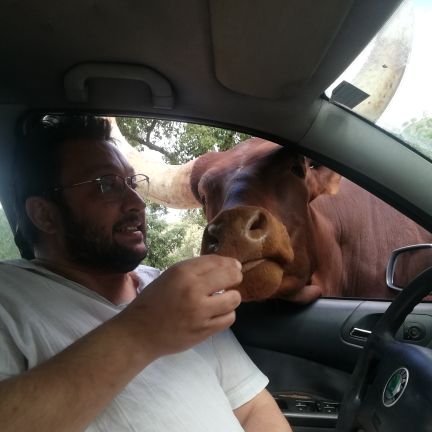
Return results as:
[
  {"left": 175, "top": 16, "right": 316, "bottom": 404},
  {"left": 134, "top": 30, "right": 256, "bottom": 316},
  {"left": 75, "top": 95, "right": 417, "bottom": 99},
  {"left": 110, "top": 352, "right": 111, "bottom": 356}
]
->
[{"left": 0, "top": 115, "right": 291, "bottom": 432}]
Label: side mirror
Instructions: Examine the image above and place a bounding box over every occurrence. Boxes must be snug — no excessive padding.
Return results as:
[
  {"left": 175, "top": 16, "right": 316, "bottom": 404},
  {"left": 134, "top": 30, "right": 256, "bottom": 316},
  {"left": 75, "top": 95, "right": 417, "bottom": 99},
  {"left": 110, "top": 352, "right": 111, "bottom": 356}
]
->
[{"left": 386, "top": 244, "right": 432, "bottom": 292}]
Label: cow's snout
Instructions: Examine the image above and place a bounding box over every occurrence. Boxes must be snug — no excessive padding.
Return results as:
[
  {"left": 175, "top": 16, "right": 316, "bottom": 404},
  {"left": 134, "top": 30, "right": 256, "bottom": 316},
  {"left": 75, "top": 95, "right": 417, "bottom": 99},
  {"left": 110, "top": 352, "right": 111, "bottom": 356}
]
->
[
  {"left": 201, "top": 206, "right": 293, "bottom": 265},
  {"left": 203, "top": 207, "right": 270, "bottom": 255},
  {"left": 201, "top": 205, "right": 294, "bottom": 301}
]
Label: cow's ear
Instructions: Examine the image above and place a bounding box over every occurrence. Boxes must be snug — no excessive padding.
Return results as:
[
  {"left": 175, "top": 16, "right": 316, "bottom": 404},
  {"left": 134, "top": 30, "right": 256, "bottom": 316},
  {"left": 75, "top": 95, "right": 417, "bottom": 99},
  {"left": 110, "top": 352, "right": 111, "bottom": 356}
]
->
[{"left": 305, "top": 159, "right": 341, "bottom": 201}]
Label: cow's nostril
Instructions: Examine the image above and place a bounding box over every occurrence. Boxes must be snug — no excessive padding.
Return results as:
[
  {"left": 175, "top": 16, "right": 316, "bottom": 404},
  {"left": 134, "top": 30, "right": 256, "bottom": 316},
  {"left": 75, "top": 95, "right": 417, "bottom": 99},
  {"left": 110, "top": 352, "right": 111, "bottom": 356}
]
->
[
  {"left": 248, "top": 212, "right": 267, "bottom": 232},
  {"left": 205, "top": 224, "right": 220, "bottom": 253},
  {"left": 245, "top": 211, "right": 268, "bottom": 241},
  {"left": 207, "top": 223, "right": 218, "bottom": 236},
  {"left": 207, "top": 239, "right": 219, "bottom": 252}
]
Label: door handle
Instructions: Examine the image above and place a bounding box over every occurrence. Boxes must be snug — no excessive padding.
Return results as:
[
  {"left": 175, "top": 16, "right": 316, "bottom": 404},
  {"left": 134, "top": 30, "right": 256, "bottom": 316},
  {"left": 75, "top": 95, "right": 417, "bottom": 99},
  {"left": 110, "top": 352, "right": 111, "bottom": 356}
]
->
[{"left": 64, "top": 63, "right": 174, "bottom": 109}]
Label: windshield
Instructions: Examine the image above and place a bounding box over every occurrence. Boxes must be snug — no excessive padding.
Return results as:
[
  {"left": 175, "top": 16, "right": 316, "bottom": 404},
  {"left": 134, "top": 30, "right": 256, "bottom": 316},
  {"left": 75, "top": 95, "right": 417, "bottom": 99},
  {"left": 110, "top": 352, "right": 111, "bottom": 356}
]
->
[{"left": 326, "top": 0, "right": 432, "bottom": 160}]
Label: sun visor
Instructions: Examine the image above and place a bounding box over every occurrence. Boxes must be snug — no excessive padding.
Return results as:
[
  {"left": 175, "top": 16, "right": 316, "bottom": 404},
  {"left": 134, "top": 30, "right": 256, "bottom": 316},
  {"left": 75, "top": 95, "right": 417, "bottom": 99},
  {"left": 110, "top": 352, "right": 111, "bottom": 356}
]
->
[{"left": 209, "top": 0, "right": 353, "bottom": 99}]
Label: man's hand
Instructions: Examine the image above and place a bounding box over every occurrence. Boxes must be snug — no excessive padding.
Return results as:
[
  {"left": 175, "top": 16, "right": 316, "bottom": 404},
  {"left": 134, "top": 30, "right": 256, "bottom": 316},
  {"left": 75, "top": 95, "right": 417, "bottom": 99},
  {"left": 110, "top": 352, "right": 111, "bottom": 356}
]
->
[{"left": 116, "top": 255, "right": 243, "bottom": 361}]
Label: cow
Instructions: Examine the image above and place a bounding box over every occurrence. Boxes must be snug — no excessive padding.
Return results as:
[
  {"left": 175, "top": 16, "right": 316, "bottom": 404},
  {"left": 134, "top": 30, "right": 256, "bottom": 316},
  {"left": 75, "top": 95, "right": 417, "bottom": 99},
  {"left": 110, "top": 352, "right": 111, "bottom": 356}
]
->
[
  {"left": 187, "top": 138, "right": 432, "bottom": 303},
  {"left": 111, "top": 124, "right": 432, "bottom": 304}
]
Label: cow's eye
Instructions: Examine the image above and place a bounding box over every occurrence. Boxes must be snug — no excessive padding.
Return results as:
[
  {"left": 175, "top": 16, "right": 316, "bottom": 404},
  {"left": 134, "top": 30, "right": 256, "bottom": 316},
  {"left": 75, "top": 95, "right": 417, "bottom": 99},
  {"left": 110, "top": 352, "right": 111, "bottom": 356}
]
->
[
  {"left": 309, "top": 160, "right": 322, "bottom": 169},
  {"left": 291, "top": 164, "right": 306, "bottom": 178},
  {"left": 201, "top": 196, "right": 206, "bottom": 206}
]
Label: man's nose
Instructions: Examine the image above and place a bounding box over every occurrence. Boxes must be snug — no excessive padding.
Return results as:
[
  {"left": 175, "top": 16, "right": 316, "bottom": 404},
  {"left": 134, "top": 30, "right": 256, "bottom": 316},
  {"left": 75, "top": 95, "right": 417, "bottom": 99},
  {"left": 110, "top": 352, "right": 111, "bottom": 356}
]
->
[{"left": 122, "top": 185, "right": 146, "bottom": 211}]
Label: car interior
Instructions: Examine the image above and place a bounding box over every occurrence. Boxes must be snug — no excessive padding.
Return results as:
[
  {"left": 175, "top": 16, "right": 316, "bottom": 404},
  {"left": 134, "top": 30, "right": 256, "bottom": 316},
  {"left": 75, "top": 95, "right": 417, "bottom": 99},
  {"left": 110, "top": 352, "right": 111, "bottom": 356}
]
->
[{"left": 0, "top": 0, "right": 431, "bottom": 431}]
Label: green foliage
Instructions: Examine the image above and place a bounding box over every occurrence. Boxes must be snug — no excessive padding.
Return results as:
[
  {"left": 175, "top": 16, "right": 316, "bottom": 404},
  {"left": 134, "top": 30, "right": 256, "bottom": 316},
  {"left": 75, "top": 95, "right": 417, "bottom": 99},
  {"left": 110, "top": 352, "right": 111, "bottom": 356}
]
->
[
  {"left": 117, "top": 117, "right": 250, "bottom": 164},
  {"left": 117, "top": 118, "right": 182, "bottom": 156},
  {"left": 0, "top": 208, "right": 20, "bottom": 260},
  {"left": 171, "top": 123, "right": 251, "bottom": 163},
  {"left": 143, "top": 206, "right": 186, "bottom": 269},
  {"left": 400, "top": 117, "right": 432, "bottom": 157},
  {"left": 143, "top": 205, "right": 206, "bottom": 270},
  {"left": 167, "top": 220, "right": 204, "bottom": 263},
  {"left": 181, "top": 208, "right": 207, "bottom": 227}
]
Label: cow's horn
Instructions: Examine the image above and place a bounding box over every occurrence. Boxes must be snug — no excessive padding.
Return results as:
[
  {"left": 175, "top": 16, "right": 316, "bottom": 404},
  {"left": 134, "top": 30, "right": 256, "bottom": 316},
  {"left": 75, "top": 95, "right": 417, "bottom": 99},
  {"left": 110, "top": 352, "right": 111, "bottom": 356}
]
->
[
  {"left": 352, "top": 0, "right": 414, "bottom": 121},
  {"left": 108, "top": 118, "right": 201, "bottom": 209}
]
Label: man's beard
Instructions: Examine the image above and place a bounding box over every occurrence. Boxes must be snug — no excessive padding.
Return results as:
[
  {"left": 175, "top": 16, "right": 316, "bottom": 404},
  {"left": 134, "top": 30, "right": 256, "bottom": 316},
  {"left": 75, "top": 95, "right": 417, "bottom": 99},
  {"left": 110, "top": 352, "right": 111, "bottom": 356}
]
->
[{"left": 58, "top": 203, "right": 147, "bottom": 273}]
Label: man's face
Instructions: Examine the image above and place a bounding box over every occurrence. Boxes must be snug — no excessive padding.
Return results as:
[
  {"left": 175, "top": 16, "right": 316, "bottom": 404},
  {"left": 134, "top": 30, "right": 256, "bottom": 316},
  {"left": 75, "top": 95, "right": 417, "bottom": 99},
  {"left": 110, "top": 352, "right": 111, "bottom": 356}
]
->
[{"left": 56, "top": 139, "right": 147, "bottom": 273}]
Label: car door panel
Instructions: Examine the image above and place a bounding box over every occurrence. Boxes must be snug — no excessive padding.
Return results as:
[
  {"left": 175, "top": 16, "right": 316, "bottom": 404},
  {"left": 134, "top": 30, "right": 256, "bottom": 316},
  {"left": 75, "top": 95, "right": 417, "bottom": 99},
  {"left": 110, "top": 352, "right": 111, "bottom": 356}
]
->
[{"left": 232, "top": 298, "right": 432, "bottom": 431}]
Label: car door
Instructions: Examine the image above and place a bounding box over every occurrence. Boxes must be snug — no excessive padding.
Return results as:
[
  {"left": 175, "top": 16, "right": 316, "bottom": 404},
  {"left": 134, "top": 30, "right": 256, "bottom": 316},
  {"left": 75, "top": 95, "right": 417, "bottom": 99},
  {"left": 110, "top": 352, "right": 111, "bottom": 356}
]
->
[{"left": 233, "top": 290, "right": 432, "bottom": 431}]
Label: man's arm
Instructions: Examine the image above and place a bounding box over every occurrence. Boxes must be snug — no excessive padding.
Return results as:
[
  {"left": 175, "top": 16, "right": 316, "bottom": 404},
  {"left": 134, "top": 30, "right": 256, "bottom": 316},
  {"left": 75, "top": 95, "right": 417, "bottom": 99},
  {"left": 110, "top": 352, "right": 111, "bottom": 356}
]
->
[
  {"left": 0, "top": 256, "right": 242, "bottom": 432},
  {"left": 0, "top": 317, "right": 154, "bottom": 432},
  {"left": 234, "top": 389, "right": 293, "bottom": 432}
]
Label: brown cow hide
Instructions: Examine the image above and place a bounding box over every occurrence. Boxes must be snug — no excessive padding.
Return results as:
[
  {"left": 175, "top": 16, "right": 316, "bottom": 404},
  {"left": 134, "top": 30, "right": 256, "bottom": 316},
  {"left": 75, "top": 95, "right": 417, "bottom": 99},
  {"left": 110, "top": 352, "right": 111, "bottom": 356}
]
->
[{"left": 310, "top": 178, "right": 432, "bottom": 299}]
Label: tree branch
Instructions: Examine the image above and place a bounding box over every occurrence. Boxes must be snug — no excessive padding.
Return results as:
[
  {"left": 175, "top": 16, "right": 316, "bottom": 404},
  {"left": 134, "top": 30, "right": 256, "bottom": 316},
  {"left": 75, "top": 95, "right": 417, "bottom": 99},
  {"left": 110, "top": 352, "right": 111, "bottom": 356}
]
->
[
  {"left": 123, "top": 131, "right": 172, "bottom": 159},
  {"left": 146, "top": 119, "right": 158, "bottom": 144}
]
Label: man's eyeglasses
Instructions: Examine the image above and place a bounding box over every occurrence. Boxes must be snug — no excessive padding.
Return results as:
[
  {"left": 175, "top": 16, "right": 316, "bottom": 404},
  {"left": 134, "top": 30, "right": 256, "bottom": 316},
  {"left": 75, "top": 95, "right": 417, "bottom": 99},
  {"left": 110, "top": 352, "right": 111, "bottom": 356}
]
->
[{"left": 53, "top": 174, "right": 150, "bottom": 200}]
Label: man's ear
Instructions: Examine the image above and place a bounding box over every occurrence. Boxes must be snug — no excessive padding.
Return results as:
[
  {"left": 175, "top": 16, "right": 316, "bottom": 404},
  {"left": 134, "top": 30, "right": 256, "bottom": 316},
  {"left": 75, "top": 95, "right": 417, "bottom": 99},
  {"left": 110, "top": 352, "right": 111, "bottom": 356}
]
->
[{"left": 25, "top": 197, "right": 60, "bottom": 234}]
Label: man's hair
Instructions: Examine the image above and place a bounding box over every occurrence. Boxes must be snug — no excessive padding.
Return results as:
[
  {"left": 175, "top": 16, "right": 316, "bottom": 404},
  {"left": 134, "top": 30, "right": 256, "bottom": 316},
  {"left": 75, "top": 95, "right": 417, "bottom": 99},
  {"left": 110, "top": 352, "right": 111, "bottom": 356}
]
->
[{"left": 13, "top": 115, "right": 113, "bottom": 259}]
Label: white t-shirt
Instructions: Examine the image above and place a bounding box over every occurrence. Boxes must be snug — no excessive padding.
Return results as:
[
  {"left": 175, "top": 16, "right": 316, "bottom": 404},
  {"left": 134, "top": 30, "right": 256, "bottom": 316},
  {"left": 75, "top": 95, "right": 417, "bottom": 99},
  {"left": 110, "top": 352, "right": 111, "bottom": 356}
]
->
[{"left": 0, "top": 260, "right": 268, "bottom": 431}]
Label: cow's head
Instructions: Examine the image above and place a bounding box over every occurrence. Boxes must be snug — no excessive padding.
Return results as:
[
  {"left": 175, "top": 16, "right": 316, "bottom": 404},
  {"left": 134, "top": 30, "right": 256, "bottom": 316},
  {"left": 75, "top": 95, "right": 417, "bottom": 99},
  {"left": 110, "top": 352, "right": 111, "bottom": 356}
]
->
[{"left": 191, "top": 139, "right": 341, "bottom": 302}]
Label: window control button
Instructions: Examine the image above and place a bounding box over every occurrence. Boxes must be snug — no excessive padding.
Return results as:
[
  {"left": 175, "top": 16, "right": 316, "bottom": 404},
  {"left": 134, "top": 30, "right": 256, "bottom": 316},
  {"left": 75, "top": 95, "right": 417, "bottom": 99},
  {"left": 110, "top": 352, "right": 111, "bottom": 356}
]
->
[
  {"left": 316, "top": 401, "right": 340, "bottom": 413},
  {"left": 322, "top": 406, "right": 337, "bottom": 414},
  {"left": 295, "top": 400, "right": 316, "bottom": 412}
]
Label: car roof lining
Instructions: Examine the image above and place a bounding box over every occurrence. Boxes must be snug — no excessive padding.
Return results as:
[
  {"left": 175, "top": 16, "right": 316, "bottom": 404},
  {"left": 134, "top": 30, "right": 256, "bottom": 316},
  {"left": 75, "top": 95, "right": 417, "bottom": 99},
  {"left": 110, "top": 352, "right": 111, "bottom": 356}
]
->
[
  {"left": 0, "top": 0, "right": 402, "bottom": 109},
  {"left": 0, "top": 0, "right": 404, "bottom": 140}
]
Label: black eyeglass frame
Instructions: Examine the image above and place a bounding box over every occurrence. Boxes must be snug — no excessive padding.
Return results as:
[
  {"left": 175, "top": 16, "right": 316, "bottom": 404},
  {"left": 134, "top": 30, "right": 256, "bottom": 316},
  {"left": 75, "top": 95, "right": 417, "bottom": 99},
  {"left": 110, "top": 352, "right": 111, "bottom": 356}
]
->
[{"left": 52, "top": 173, "right": 150, "bottom": 197}]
